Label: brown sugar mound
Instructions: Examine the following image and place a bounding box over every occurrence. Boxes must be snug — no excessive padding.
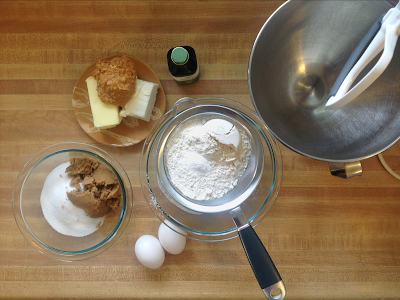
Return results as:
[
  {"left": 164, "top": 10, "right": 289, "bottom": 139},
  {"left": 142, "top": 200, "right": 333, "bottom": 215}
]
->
[
  {"left": 66, "top": 157, "right": 122, "bottom": 218},
  {"left": 92, "top": 55, "right": 137, "bottom": 107}
]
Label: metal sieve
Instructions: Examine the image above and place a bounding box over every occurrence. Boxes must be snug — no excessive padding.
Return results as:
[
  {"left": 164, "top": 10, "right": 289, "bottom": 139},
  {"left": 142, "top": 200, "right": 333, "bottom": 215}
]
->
[
  {"left": 141, "top": 97, "right": 285, "bottom": 300},
  {"left": 157, "top": 107, "right": 264, "bottom": 214}
]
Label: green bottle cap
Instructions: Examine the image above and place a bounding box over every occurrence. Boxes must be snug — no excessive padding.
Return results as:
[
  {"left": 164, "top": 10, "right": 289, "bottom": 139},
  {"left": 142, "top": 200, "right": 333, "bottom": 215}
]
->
[{"left": 171, "top": 47, "right": 188, "bottom": 65}]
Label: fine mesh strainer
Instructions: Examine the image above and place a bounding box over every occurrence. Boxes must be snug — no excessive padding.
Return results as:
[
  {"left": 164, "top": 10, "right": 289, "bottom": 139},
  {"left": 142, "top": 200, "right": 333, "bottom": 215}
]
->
[
  {"left": 140, "top": 97, "right": 285, "bottom": 300},
  {"left": 158, "top": 111, "right": 263, "bottom": 213}
]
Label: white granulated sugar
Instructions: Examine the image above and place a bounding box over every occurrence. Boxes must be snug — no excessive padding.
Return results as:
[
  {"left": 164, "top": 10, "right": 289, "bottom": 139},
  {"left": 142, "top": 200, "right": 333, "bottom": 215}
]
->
[
  {"left": 40, "top": 162, "right": 105, "bottom": 237},
  {"left": 165, "top": 118, "right": 251, "bottom": 200}
]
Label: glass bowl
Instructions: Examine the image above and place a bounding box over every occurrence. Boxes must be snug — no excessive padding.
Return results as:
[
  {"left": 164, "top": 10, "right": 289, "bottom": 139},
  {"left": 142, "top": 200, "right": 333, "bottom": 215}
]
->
[
  {"left": 12, "top": 142, "right": 133, "bottom": 261},
  {"left": 140, "top": 97, "right": 282, "bottom": 241}
]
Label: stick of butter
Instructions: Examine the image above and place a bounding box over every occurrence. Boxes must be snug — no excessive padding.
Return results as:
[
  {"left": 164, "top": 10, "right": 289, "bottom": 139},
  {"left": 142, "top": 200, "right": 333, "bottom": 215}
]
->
[
  {"left": 120, "top": 79, "right": 159, "bottom": 122},
  {"left": 86, "top": 76, "right": 122, "bottom": 129}
]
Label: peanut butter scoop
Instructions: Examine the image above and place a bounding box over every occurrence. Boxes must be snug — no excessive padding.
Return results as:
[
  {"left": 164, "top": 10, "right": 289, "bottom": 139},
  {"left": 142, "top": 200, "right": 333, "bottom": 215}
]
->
[
  {"left": 66, "top": 157, "right": 122, "bottom": 218},
  {"left": 92, "top": 55, "right": 137, "bottom": 107}
]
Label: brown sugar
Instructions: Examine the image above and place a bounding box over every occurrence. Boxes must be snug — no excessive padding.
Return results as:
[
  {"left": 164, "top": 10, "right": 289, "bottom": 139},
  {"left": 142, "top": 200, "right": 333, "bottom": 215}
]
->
[
  {"left": 92, "top": 55, "right": 137, "bottom": 107},
  {"left": 66, "top": 157, "right": 122, "bottom": 218}
]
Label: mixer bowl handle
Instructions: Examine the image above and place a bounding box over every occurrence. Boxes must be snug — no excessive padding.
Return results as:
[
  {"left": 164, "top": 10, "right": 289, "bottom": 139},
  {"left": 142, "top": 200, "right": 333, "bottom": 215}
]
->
[{"left": 328, "top": 161, "right": 363, "bottom": 178}]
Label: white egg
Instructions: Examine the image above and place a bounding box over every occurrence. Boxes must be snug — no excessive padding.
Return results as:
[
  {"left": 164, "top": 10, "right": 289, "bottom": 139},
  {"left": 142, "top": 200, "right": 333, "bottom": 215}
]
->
[
  {"left": 158, "top": 220, "right": 187, "bottom": 255},
  {"left": 134, "top": 235, "right": 165, "bottom": 269}
]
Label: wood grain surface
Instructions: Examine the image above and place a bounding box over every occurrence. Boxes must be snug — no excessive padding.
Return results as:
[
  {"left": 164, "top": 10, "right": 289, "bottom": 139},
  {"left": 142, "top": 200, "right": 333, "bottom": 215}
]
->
[{"left": 1, "top": 1, "right": 400, "bottom": 299}]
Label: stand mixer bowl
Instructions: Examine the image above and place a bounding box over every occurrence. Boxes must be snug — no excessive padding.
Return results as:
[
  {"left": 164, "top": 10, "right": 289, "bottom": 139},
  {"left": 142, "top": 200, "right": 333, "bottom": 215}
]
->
[{"left": 249, "top": 0, "right": 400, "bottom": 177}]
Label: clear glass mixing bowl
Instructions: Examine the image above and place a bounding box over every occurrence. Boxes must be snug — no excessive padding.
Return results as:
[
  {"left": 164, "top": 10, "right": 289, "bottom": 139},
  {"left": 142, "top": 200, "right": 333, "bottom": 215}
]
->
[
  {"left": 12, "top": 142, "right": 133, "bottom": 261},
  {"left": 140, "top": 97, "right": 282, "bottom": 241}
]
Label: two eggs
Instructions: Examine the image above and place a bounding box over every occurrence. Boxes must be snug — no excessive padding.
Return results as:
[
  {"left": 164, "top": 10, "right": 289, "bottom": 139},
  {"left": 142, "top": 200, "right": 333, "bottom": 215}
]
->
[{"left": 135, "top": 220, "right": 187, "bottom": 269}]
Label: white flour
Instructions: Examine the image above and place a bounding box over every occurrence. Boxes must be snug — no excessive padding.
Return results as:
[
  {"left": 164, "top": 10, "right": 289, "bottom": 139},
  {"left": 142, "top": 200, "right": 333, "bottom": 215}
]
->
[{"left": 165, "top": 118, "right": 251, "bottom": 200}]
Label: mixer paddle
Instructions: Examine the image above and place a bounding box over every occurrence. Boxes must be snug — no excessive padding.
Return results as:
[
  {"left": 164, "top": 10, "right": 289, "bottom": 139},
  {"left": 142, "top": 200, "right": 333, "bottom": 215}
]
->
[{"left": 326, "top": 1, "right": 400, "bottom": 110}]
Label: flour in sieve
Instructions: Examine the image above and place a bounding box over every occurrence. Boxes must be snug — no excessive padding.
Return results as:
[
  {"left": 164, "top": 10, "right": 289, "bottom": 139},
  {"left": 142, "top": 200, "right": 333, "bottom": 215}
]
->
[{"left": 165, "top": 118, "right": 251, "bottom": 200}]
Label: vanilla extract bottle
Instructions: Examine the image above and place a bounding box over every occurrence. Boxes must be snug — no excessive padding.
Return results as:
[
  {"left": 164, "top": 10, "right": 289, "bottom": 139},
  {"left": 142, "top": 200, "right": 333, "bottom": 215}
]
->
[{"left": 167, "top": 46, "right": 200, "bottom": 84}]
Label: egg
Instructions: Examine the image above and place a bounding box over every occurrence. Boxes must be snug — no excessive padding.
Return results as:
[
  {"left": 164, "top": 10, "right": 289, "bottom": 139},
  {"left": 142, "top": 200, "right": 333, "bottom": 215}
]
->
[
  {"left": 134, "top": 235, "right": 165, "bottom": 269},
  {"left": 158, "top": 220, "right": 187, "bottom": 255}
]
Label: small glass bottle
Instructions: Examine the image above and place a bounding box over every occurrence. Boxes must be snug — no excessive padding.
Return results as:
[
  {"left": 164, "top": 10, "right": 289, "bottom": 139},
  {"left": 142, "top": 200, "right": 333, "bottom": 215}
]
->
[{"left": 167, "top": 46, "right": 200, "bottom": 84}]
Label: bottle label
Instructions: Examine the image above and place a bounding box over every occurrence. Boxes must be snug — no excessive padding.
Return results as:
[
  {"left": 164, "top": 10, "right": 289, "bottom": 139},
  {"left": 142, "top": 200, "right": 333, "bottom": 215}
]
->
[{"left": 171, "top": 67, "right": 199, "bottom": 82}]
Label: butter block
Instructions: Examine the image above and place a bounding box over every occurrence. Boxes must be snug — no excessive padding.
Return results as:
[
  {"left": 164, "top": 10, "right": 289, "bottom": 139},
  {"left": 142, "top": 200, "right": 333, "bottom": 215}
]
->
[
  {"left": 86, "top": 76, "right": 122, "bottom": 129},
  {"left": 120, "top": 79, "right": 159, "bottom": 122}
]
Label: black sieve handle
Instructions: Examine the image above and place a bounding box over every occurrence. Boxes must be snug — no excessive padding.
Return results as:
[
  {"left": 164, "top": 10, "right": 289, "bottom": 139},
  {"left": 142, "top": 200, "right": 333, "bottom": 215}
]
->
[{"left": 231, "top": 207, "right": 286, "bottom": 300}]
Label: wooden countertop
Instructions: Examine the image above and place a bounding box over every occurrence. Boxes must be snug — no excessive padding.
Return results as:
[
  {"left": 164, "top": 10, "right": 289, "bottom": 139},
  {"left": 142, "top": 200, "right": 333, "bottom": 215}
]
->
[{"left": 1, "top": 1, "right": 399, "bottom": 299}]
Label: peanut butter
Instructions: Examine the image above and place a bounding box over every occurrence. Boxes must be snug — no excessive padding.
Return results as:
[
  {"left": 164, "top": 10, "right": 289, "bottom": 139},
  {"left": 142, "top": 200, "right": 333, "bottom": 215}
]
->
[{"left": 93, "top": 55, "right": 137, "bottom": 107}]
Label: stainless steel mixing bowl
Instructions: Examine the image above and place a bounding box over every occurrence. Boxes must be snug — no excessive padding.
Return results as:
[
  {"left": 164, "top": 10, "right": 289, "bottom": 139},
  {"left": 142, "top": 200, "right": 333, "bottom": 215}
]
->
[{"left": 249, "top": 0, "right": 400, "bottom": 175}]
